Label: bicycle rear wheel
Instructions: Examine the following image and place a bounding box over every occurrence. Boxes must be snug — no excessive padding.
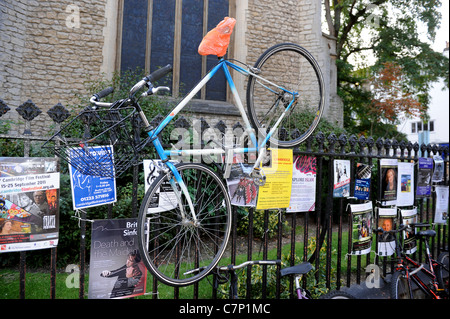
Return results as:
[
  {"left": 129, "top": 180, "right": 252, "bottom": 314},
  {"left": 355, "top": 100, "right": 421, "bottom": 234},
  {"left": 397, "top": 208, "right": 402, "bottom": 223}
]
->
[
  {"left": 391, "top": 270, "right": 412, "bottom": 299},
  {"left": 246, "top": 43, "right": 324, "bottom": 148},
  {"left": 137, "top": 163, "right": 232, "bottom": 287}
]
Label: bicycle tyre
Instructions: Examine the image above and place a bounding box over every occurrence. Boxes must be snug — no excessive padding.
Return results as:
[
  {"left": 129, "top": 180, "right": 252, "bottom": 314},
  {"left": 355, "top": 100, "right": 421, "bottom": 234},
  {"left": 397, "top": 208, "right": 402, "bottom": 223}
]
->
[
  {"left": 319, "top": 290, "right": 355, "bottom": 299},
  {"left": 137, "top": 163, "right": 232, "bottom": 287},
  {"left": 436, "top": 251, "right": 449, "bottom": 292},
  {"left": 246, "top": 43, "right": 324, "bottom": 148},
  {"left": 390, "top": 270, "right": 412, "bottom": 299}
]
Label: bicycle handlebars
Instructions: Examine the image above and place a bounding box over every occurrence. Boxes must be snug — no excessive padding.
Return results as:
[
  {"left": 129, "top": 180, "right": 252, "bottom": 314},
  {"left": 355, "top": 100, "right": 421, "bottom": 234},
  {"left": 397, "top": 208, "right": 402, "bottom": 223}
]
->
[
  {"left": 184, "top": 259, "right": 281, "bottom": 276},
  {"left": 90, "top": 64, "right": 173, "bottom": 107}
]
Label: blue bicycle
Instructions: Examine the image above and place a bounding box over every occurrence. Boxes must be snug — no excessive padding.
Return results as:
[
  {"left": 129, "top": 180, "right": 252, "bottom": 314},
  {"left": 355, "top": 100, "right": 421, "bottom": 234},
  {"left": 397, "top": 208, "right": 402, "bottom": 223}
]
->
[{"left": 45, "top": 18, "right": 324, "bottom": 287}]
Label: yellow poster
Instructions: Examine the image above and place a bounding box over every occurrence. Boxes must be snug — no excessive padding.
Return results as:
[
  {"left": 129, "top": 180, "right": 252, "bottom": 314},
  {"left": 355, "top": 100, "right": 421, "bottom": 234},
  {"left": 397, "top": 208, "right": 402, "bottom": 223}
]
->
[{"left": 256, "top": 148, "right": 293, "bottom": 210}]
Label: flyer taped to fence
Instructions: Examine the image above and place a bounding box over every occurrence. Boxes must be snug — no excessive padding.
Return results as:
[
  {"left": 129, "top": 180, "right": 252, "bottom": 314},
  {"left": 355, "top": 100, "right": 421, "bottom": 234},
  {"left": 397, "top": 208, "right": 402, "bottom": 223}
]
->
[
  {"left": 380, "top": 158, "right": 398, "bottom": 205},
  {"left": 0, "top": 157, "right": 59, "bottom": 253},
  {"left": 377, "top": 207, "right": 397, "bottom": 256},
  {"left": 397, "top": 161, "right": 414, "bottom": 207},
  {"left": 416, "top": 157, "right": 433, "bottom": 198},
  {"left": 256, "top": 148, "right": 293, "bottom": 210},
  {"left": 143, "top": 159, "right": 179, "bottom": 212},
  {"left": 349, "top": 201, "right": 373, "bottom": 255},
  {"left": 88, "top": 218, "right": 147, "bottom": 299},
  {"left": 69, "top": 145, "right": 117, "bottom": 210},
  {"left": 400, "top": 208, "right": 418, "bottom": 254},
  {"left": 287, "top": 155, "right": 316, "bottom": 212}
]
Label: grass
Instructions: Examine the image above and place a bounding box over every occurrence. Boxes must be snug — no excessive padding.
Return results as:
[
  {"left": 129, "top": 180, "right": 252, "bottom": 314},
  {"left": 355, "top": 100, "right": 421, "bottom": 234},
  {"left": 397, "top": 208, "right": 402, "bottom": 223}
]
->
[{"left": 1, "top": 229, "right": 366, "bottom": 299}]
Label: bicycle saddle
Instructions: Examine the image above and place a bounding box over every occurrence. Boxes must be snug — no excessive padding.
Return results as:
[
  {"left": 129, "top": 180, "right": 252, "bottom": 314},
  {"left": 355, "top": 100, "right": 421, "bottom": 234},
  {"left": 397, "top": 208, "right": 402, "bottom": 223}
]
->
[
  {"left": 198, "top": 17, "right": 236, "bottom": 57},
  {"left": 417, "top": 229, "right": 436, "bottom": 238},
  {"left": 280, "top": 262, "right": 313, "bottom": 277}
]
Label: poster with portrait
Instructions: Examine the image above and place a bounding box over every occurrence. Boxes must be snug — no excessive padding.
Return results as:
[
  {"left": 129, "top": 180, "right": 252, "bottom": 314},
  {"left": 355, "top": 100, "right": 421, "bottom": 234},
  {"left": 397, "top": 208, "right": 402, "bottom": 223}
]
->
[
  {"left": 88, "top": 218, "right": 147, "bottom": 299},
  {"left": 416, "top": 157, "right": 433, "bottom": 198},
  {"left": 350, "top": 201, "right": 373, "bottom": 255},
  {"left": 287, "top": 155, "right": 316, "bottom": 212},
  {"left": 400, "top": 208, "right": 418, "bottom": 254},
  {"left": 380, "top": 159, "right": 398, "bottom": 205},
  {"left": 333, "top": 159, "right": 351, "bottom": 198},
  {"left": 397, "top": 162, "right": 414, "bottom": 207},
  {"left": 0, "top": 157, "right": 59, "bottom": 253},
  {"left": 377, "top": 207, "right": 397, "bottom": 256},
  {"left": 354, "top": 163, "right": 372, "bottom": 200}
]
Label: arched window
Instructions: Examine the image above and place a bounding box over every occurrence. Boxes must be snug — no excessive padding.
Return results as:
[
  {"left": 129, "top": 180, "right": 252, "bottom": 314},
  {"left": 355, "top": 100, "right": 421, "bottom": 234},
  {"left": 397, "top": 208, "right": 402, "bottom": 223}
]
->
[{"left": 118, "top": 0, "right": 232, "bottom": 102}]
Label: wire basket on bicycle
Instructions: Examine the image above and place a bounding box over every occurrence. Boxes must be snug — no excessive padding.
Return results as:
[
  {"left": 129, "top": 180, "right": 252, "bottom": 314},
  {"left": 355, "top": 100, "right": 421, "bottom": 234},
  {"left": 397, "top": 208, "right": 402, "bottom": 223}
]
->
[{"left": 43, "top": 99, "right": 148, "bottom": 178}]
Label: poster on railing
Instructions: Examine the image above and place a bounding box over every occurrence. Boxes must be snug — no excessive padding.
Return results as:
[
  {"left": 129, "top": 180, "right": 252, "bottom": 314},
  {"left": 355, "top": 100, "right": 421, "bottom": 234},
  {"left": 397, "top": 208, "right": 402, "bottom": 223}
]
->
[
  {"left": 88, "top": 218, "right": 147, "bottom": 299},
  {"left": 256, "top": 148, "right": 293, "bottom": 210},
  {"left": 349, "top": 201, "right": 373, "bottom": 255},
  {"left": 434, "top": 186, "right": 449, "bottom": 224},
  {"left": 400, "top": 208, "right": 418, "bottom": 254},
  {"left": 333, "top": 159, "right": 350, "bottom": 198},
  {"left": 287, "top": 155, "right": 316, "bottom": 212},
  {"left": 0, "top": 157, "right": 59, "bottom": 253},
  {"left": 354, "top": 163, "right": 372, "bottom": 200},
  {"left": 416, "top": 157, "right": 433, "bottom": 197},
  {"left": 380, "top": 159, "right": 398, "bottom": 205},
  {"left": 225, "top": 154, "right": 258, "bottom": 207},
  {"left": 377, "top": 207, "right": 397, "bottom": 256},
  {"left": 396, "top": 162, "right": 414, "bottom": 207},
  {"left": 143, "top": 159, "right": 179, "bottom": 212},
  {"left": 69, "top": 145, "right": 117, "bottom": 210},
  {"left": 432, "top": 155, "right": 444, "bottom": 183}
]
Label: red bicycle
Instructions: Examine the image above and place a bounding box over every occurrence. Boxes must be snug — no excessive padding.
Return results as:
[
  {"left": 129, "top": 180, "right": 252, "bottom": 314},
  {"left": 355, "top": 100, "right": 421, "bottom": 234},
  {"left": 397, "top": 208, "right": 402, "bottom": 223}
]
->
[{"left": 379, "top": 223, "right": 449, "bottom": 299}]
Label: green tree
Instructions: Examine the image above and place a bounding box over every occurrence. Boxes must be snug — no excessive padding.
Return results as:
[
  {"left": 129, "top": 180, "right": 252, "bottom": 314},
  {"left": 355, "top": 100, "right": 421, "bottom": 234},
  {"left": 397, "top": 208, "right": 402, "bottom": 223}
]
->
[{"left": 324, "top": 0, "right": 449, "bottom": 138}]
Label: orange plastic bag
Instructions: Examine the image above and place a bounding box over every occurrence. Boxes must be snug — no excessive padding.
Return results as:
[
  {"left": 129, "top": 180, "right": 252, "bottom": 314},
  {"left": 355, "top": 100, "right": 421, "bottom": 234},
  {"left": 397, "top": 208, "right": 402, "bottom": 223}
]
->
[{"left": 198, "top": 17, "right": 236, "bottom": 57}]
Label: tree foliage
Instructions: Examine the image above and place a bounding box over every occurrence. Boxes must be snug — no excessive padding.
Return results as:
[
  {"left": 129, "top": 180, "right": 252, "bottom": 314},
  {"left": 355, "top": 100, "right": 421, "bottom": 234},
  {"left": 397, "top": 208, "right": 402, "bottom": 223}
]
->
[{"left": 324, "top": 0, "right": 449, "bottom": 138}]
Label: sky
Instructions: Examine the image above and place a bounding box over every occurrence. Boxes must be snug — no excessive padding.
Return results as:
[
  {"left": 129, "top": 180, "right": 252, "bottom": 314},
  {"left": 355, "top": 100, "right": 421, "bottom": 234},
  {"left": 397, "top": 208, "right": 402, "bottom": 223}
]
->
[{"left": 430, "top": 0, "right": 449, "bottom": 52}]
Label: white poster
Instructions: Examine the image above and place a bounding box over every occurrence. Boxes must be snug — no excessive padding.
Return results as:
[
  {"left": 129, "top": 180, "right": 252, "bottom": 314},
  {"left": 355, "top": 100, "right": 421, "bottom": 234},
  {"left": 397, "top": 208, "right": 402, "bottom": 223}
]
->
[
  {"left": 333, "top": 159, "right": 351, "bottom": 198},
  {"left": 143, "top": 159, "right": 178, "bottom": 213},
  {"left": 435, "top": 186, "right": 449, "bottom": 224},
  {"left": 287, "top": 155, "right": 316, "bottom": 212},
  {"left": 397, "top": 162, "right": 414, "bottom": 207}
]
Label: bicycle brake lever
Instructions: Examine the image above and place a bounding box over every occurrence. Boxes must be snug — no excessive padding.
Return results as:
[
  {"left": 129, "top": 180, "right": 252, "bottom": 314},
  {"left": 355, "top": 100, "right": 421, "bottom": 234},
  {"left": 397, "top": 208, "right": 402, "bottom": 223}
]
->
[{"left": 141, "top": 86, "right": 171, "bottom": 97}]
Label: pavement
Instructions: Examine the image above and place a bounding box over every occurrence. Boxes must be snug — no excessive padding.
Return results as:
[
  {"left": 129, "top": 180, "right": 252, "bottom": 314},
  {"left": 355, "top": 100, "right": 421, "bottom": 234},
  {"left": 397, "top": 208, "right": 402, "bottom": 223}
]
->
[{"left": 339, "top": 275, "right": 392, "bottom": 299}]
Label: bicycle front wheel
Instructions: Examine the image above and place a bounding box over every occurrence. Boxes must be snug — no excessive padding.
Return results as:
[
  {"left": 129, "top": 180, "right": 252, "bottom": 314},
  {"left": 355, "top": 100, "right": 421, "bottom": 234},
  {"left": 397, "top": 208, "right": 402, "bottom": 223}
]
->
[
  {"left": 391, "top": 270, "right": 412, "bottom": 299},
  {"left": 137, "top": 163, "right": 232, "bottom": 287},
  {"left": 246, "top": 43, "right": 324, "bottom": 148}
]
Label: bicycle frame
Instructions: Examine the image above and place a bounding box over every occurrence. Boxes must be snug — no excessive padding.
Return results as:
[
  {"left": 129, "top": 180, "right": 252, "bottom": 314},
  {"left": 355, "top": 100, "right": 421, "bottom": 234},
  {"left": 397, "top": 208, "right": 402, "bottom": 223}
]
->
[
  {"left": 395, "top": 242, "right": 442, "bottom": 299},
  {"left": 144, "top": 58, "right": 298, "bottom": 220},
  {"left": 391, "top": 228, "right": 444, "bottom": 299}
]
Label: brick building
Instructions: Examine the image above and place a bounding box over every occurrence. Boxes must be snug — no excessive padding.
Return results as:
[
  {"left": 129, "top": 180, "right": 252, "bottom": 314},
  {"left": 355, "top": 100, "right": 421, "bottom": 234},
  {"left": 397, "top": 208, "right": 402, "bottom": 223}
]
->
[{"left": 0, "top": 0, "right": 343, "bottom": 135}]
